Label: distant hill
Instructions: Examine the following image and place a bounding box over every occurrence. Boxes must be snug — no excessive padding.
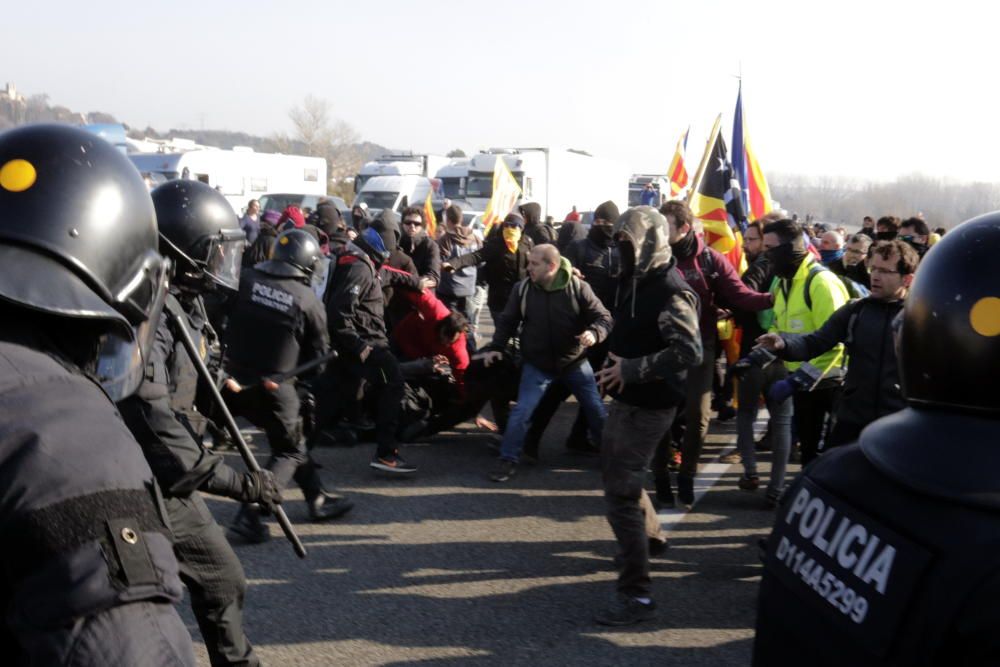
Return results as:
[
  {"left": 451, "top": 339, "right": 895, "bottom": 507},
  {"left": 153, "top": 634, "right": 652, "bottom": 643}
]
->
[{"left": 0, "top": 83, "right": 391, "bottom": 163}]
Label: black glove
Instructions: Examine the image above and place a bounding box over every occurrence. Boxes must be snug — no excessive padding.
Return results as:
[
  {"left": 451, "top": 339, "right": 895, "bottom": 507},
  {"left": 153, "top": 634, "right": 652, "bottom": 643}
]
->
[
  {"left": 236, "top": 470, "right": 282, "bottom": 513},
  {"left": 730, "top": 347, "right": 777, "bottom": 379}
]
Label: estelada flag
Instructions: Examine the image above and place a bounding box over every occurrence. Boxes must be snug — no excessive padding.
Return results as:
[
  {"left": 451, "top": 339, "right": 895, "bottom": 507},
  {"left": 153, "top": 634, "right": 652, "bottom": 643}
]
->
[
  {"left": 732, "top": 82, "right": 773, "bottom": 221},
  {"left": 423, "top": 190, "right": 437, "bottom": 238},
  {"left": 667, "top": 128, "right": 689, "bottom": 197},
  {"left": 481, "top": 156, "right": 523, "bottom": 235},
  {"left": 689, "top": 121, "right": 747, "bottom": 258}
]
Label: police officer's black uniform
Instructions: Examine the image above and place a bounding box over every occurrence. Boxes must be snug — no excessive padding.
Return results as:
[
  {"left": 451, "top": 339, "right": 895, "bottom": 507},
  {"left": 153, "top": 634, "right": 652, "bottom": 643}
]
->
[
  {"left": 224, "top": 229, "right": 352, "bottom": 542},
  {"left": 117, "top": 180, "right": 277, "bottom": 666},
  {"left": 754, "top": 212, "right": 1000, "bottom": 665},
  {"left": 0, "top": 124, "right": 196, "bottom": 665}
]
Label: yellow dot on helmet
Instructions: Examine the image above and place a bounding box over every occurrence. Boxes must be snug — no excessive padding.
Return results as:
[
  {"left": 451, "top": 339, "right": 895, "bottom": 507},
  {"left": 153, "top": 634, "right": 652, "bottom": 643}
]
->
[
  {"left": 969, "top": 296, "right": 1000, "bottom": 337},
  {"left": 0, "top": 159, "right": 37, "bottom": 192},
  {"left": 279, "top": 236, "right": 289, "bottom": 245}
]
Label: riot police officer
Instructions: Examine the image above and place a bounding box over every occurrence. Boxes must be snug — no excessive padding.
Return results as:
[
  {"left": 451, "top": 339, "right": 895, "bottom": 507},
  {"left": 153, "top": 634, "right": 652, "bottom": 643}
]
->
[
  {"left": 224, "top": 228, "right": 352, "bottom": 543},
  {"left": 0, "top": 124, "right": 196, "bottom": 664},
  {"left": 117, "top": 179, "right": 279, "bottom": 666},
  {"left": 754, "top": 212, "right": 1000, "bottom": 665}
]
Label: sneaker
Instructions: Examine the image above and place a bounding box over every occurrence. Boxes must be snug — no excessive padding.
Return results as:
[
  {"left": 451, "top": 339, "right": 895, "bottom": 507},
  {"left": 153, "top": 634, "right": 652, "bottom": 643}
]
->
[
  {"left": 677, "top": 473, "right": 695, "bottom": 507},
  {"left": 738, "top": 475, "right": 760, "bottom": 492},
  {"left": 309, "top": 493, "right": 354, "bottom": 522},
  {"left": 228, "top": 506, "right": 270, "bottom": 544},
  {"left": 490, "top": 459, "right": 517, "bottom": 483},
  {"left": 370, "top": 452, "right": 417, "bottom": 474},
  {"left": 594, "top": 595, "right": 657, "bottom": 626}
]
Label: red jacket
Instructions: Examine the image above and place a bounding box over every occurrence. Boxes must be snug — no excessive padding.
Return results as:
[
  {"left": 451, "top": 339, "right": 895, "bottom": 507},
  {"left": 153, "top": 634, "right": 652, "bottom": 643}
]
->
[
  {"left": 674, "top": 234, "right": 773, "bottom": 341},
  {"left": 391, "top": 289, "right": 469, "bottom": 388}
]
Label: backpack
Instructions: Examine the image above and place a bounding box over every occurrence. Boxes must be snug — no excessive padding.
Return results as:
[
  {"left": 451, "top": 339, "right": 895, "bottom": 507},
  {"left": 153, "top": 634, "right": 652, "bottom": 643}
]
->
[{"left": 803, "top": 263, "right": 870, "bottom": 309}]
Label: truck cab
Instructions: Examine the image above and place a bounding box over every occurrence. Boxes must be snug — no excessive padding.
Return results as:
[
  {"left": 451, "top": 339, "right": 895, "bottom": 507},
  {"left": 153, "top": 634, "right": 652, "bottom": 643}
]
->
[{"left": 352, "top": 175, "right": 442, "bottom": 216}]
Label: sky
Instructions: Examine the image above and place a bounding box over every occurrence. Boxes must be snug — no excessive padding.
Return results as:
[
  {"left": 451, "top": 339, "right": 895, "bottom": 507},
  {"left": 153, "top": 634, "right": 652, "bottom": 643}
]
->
[{"left": 2, "top": 0, "right": 994, "bottom": 183}]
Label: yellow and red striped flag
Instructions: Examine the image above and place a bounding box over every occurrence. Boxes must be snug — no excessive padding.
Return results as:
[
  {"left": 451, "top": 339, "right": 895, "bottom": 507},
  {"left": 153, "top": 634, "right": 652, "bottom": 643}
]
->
[
  {"left": 481, "top": 156, "right": 523, "bottom": 235},
  {"left": 423, "top": 190, "right": 437, "bottom": 238},
  {"left": 744, "top": 133, "right": 773, "bottom": 221},
  {"left": 667, "top": 128, "right": 689, "bottom": 197}
]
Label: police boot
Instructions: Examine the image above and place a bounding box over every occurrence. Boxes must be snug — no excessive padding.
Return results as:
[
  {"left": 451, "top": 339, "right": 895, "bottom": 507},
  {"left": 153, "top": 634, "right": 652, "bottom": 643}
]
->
[
  {"left": 309, "top": 492, "right": 354, "bottom": 522},
  {"left": 228, "top": 505, "right": 270, "bottom": 544}
]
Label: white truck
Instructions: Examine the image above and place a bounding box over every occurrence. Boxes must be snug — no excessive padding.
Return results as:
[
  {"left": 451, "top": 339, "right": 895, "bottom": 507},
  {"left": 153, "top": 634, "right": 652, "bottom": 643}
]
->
[
  {"left": 464, "top": 148, "right": 630, "bottom": 221},
  {"left": 129, "top": 145, "right": 327, "bottom": 214},
  {"left": 352, "top": 175, "right": 442, "bottom": 216},
  {"left": 353, "top": 153, "right": 450, "bottom": 195}
]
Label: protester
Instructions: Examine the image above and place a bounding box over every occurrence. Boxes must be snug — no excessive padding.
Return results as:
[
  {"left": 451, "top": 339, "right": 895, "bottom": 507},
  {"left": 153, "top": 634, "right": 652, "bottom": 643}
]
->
[
  {"left": 239, "top": 198, "right": 261, "bottom": 244},
  {"left": 593, "top": 207, "right": 702, "bottom": 626},
  {"left": 639, "top": 183, "right": 658, "bottom": 207},
  {"left": 899, "top": 216, "right": 931, "bottom": 258},
  {"left": 762, "top": 218, "right": 850, "bottom": 477},
  {"left": 476, "top": 244, "right": 612, "bottom": 482},
  {"left": 657, "top": 200, "right": 774, "bottom": 506},
  {"left": 400, "top": 205, "right": 442, "bottom": 286},
  {"left": 875, "top": 215, "right": 899, "bottom": 240},
  {"left": 436, "top": 204, "right": 480, "bottom": 347},
  {"left": 829, "top": 232, "right": 872, "bottom": 288},
  {"left": 564, "top": 205, "right": 582, "bottom": 222},
  {"left": 556, "top": 215, "right": 588, "bottom": 252},
  {"left": 818, "top": 230, "right": 845, "bottom": 266},
  {"left": 519, "top": 201, "right": 556, "bottom": 245}
]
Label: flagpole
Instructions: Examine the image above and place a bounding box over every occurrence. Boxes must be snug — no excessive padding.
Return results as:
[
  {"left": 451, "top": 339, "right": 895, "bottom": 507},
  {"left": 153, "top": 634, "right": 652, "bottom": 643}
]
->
[{"left": 685, "top": 114, "right": 722, "bottom": 205}]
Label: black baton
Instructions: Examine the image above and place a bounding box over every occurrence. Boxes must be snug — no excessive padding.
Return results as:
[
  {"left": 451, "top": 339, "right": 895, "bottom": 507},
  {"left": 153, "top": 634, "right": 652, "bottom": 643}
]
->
[{"left": 167, "top": 309, "right": 308, "bottom": 559}]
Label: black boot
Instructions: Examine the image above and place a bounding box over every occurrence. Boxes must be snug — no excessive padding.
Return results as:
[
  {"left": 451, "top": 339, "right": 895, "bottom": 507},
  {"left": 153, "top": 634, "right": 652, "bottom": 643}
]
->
[
  {"left": 309, "top": 492, "right": 354, "bottom": 522},
  {"left": 677, "top": 473, "right": 695, "bottom": 507},
  {"left": 654, "top": 476, "right": 675, "bottom": 509},
  {"left": 228, "top": 505, "right": 270, "bottom": 544}
]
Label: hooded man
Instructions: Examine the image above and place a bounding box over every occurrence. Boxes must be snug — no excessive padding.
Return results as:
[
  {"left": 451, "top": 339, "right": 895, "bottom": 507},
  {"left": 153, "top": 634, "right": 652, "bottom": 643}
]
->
[
  {"left": 399, "top": 205, "right": 441, "bottom": 286},
  {"left": 519, "top": 201, "right": 556, "bottom": 245},
  {"left": 350, "top": 202, "right": 371, "bottom": 233},
  {"left": 593, "top": 206, "right": 702, "bottom": 626}
]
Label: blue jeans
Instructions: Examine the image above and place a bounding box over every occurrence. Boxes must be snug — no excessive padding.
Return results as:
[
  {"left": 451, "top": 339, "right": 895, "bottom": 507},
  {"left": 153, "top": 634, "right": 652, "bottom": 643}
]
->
[
  {"left": 500, "top": 361, "right": 607, "bottom": 463},
  {"left": 736, "top": 362, "right": 793, "bottom": 496}
]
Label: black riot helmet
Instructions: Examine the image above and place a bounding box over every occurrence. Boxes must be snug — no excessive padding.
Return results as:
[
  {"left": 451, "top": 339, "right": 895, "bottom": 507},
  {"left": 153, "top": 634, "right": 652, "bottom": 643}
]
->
[
  {"left": 899, "top": 212, "right": 1000, "bottom": 415},
  {"left": 257, "top": 229, "right": 322, "bottom": 281},
  {"left": 0, "top": 124, "right": 169, "bottom": 399},
  {"left": 151, "top": 179, "right": 245, "bottom": 291}
]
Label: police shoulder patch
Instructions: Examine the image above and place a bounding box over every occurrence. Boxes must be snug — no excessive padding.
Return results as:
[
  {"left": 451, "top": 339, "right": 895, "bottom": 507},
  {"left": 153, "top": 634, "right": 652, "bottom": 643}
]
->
[{"left": 764, "top": 478, "right": 932, "bottom": 657}]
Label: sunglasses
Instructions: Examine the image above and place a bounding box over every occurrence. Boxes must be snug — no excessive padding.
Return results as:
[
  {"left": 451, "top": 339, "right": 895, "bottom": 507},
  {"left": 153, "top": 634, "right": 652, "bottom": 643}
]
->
[{"left": 403, "top": 220, "right": 423, "bottom": 227}]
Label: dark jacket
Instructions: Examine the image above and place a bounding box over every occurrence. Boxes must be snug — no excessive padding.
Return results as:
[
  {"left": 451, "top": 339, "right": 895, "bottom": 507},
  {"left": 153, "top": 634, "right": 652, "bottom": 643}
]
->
[
  {"left": 490, "top": 256, "right": 612, "bottom": 373},
  {"left": 606, "top": 208, "right": 703, "bottom": 408},
  {"left": 325, "top": 243, "right": 389, "bottom": 355},
  {"left": 225, "top": 265, "right": 329, "bottom": 379},
  {"left": 400, "top": 232, "right": 441, "bottom": 284},
  {"left": 450, "top": 227, "right": 533, "bottom": 312},
  {"left": 829, "top": 257, "right": 871, "bottom": 289},
  {"left": 0, "top": 338, "right": 193, "bottom": 665},
  {"left": 779, "top": 297, "right": 905, "bottom": 428},
  {"left": 755, "top": 410, "right": 1000, "bottom": 666},
  {"left": 564, "top": 228, "right": 619, "bottom": 308},
  {"left": 673, "top": 233, "right": 773, "bottom": 341},
  {"left": 118, "top": 293, "right": 244, "bottom": 500}
]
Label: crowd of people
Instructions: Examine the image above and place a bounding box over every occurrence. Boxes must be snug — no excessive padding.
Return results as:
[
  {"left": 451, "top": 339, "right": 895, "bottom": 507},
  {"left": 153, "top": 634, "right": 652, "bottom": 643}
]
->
[{"left": 4, "top": 124, "right": 987, "bottom": 667}]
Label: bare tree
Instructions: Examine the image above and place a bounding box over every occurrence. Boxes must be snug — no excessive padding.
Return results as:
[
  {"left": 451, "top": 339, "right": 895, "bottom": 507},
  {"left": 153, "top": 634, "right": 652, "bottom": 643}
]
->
[{"left": 287, "top": 96, "right": 363, "bottom": 198}]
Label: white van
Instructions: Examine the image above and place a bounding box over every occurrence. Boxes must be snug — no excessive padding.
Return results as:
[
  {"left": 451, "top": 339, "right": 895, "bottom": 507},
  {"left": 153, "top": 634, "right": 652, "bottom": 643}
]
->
[
  {"left": 129, "top": 148, "right": 327, "bottom": 214},
  {"left": 352, "top": 175, "right": 442, "bottom": 216}
]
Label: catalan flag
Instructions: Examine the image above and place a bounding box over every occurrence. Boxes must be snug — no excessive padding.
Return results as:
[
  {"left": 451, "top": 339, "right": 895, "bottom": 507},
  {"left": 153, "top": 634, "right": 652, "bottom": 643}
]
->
[
  {"left": 481, "top": 156, "right": 523, "bottom": 235},
  {"left": 688, "top": 115, "right": 748, "bottom": 273},
  {"left": 732, "top": 82, "right": 773, "bottom": 221},
  {"left": 666, "top": 128, "right": 689, "bottom": 197},
  {"left": 423, "top": 190, "right": 437, "bottom": 238}
]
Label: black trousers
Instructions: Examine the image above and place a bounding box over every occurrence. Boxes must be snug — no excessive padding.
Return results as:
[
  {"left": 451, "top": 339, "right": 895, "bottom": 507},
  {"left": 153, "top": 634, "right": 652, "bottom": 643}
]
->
[
  {"left": 602, "top": 401, "right": 677, "bottom": 599},
  {"left": 824, "top": 417, "right": 865, "bottom": 450},
  {"left": 223, "top": 381, "right": 323, "bottom": 499},
  {"left": 793, "top": 385, "right": 841, "bottom": 466},
  {"left": 167, "top": 494, "right": 258, "bottom": 667},
  {"left": 346, "top": 346, "right": 405, "bottom": 456}
]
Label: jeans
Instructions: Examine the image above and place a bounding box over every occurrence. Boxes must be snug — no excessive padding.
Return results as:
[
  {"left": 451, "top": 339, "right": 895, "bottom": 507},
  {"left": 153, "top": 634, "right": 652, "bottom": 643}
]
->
[
  {"left": 736, "top": 362, "right": 792, "bottom": 496},
  {"left": 499, "top": 361, "right": 606, "bottom": 463}
]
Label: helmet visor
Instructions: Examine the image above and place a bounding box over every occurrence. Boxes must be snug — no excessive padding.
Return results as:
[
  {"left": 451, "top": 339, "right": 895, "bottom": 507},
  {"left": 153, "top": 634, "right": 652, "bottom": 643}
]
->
[
  {"left": 204, "top": 229, "right": 246, "bottom": 290},
  {"left": 98, "top": 256, "right": 170, "bottom": 400}
]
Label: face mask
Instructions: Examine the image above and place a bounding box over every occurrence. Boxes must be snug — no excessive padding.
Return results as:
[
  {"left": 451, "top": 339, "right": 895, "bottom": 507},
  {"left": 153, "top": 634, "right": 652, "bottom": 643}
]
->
[
  {"left": 820, "top": 248, "right": 845, "bottom": 264},
  {"left": 593, "top": 223, "right": 614, "bottom": 241},
  {"left": 766, "top": 243, "right": 806, "bottom": 278},
  {"left": 502, "top": 226, "right": 522, "bottom": 253}
]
